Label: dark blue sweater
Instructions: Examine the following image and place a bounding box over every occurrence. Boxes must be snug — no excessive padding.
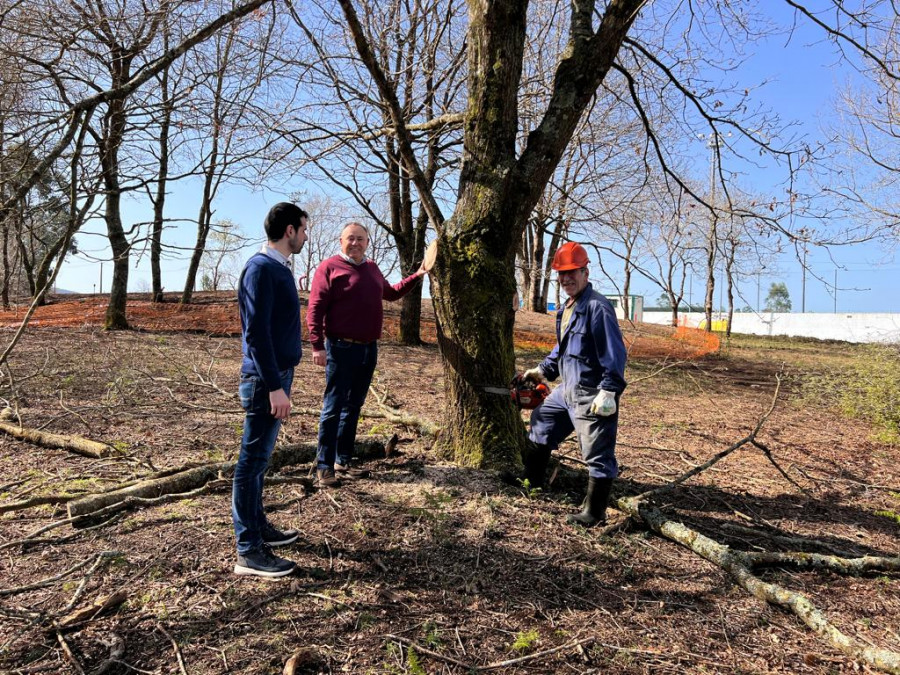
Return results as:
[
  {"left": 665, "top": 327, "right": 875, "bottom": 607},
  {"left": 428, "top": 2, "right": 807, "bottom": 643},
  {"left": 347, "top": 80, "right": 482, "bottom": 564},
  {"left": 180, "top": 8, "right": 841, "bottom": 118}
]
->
[{"left": 238, "top": 252, "right": 302, "bottom": 391}]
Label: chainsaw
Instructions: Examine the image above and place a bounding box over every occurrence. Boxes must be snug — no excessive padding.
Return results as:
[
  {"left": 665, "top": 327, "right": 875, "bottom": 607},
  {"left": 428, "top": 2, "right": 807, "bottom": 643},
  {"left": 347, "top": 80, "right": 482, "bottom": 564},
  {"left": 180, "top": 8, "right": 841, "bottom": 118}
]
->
[{"left": 481, "top": 373, "right": 550, "bottom": 410}]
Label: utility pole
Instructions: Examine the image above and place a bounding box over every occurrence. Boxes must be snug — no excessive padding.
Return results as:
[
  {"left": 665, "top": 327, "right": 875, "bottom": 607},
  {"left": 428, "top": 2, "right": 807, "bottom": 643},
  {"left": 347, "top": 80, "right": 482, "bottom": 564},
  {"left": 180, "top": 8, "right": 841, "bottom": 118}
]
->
[
  {"left": 801, "top": 243, "right": 807, "bottom": 313},
  {"left": 698, "top": 130, "right": 731, "bottom": 331},
  {"left": 834, "top": 268, "right": 837, "bottom": 313},
  {"left": 99, "top": 263, "right": 103, "bottom": 295}
]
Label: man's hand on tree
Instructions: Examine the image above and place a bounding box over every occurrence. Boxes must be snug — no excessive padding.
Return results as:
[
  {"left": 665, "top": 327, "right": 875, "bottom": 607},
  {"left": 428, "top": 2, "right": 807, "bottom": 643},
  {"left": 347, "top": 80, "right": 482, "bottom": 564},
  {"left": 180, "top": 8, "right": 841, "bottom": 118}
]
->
[{"left": 269, "top": 388, "right": 291, "bottom": 420}]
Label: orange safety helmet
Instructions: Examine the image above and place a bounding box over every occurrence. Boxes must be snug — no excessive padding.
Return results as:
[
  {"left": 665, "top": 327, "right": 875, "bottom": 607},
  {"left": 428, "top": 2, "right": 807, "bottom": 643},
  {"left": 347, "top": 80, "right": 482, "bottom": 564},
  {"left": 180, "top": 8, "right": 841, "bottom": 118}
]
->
[{"left": 552, "top": 242, "right": 590, "bottom": 271}]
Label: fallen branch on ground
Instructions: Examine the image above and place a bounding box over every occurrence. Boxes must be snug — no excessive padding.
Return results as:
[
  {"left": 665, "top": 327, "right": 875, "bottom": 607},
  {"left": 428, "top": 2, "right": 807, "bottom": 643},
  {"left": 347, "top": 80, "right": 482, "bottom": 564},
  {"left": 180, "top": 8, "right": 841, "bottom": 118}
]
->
[
  {"left": 53, "top": 590, "right": 128, "bottom": 631},
  {"left": 0, "top": 415, "right": 119, "bottom": 459},
  {"left": 635, "top": 371, "right": 783, "bottom": 502},
  {"left": 613, "top": 371, "right": 900, "bottom": 673},
  {"left": 65, "top": 438, "right": 385, "bottom": 518},
  {"left": 616, "top": 493, "right": 900, "bottom": 673}
]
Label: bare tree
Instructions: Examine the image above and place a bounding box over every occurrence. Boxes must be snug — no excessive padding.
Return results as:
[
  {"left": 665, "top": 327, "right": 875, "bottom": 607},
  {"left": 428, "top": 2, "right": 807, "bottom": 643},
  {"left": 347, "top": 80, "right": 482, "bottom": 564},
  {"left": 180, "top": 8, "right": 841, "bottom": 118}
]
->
[
  {"left": 282, "top": 0, "right": 465, "bottom": 344},
  {"left": 335, "top": 0, "right": 900, "bottom": 472},
  {"left": 199, "top": 219, "right": 244, "bottom": 291},
  {"left": 0, "top": 0, "right": 273, "bottom": 341},
  {"left": 180, "top": 7, "right": 292, "bottom": 304}
]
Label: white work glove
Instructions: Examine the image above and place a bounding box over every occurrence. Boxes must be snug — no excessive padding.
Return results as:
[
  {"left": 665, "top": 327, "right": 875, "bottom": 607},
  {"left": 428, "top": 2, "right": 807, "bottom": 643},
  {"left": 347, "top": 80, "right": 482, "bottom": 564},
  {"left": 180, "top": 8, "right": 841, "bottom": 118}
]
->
[
  {"left": 522, "top": 367, "right": 545, "bottom": 383},
  {"left": 590, "top": 390, "right": 617, "bottom": 416}
]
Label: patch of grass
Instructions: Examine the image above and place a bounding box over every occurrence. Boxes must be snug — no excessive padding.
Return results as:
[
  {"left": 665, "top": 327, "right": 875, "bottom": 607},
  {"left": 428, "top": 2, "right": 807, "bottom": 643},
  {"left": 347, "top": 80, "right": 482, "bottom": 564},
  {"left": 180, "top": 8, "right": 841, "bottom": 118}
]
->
[
  {"left": 406, "top": 647, "right": 426, "bottom": 675},
  {"left": 409, "top": 489, "right": 456, "bottom": 541},
  {"left": 357, "top": 612, "right": 376, "bottom": 630},
  {"left": 422, "top": 620, "right": 441, "bottom": 650},
  {"left": 874, "top": 509, "right": 900, "bottom": 525},
  {"left": 510, "top": 629, "right": 539, "bottom": 653},
  {"left": 798, "top": 344, "right": 900, "bottom": 443}
]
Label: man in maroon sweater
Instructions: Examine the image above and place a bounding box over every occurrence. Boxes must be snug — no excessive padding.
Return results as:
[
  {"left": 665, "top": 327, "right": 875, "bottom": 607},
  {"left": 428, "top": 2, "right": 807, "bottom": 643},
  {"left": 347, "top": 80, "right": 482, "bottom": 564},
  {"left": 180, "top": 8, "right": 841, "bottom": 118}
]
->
[{"left": 307, "top": 222, "right": 427, "bottom": 486}]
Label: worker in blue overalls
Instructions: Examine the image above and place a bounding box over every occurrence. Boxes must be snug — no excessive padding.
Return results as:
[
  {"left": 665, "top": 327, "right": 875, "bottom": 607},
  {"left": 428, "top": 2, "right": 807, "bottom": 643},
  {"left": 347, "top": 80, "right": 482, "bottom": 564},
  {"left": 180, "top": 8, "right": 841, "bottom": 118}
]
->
[{"left": 522, "top": 242, "right": 627, "bottom": 527}]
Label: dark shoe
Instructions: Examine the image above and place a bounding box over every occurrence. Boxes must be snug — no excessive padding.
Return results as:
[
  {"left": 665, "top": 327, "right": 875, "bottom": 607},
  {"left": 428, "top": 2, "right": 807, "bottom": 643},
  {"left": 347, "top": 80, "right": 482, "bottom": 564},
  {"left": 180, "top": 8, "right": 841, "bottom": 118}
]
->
[
  {"left": 567, "top": 477, "right": 613, "bottom": 528},
  {"left": 234, "top": 545, "right": 296, "bottom": 578},
  {"left": 499, "top": 444, "right": 551, "bottom": 489},
  {"left": 522, "top": 443, "right": 552, "bottom": 489},
  {"left": 262, "top": 522, "right": 299, "bottom": 547},
  {"left": 315, "top": 468, "right": 342, "bottom": 487},
  {"left": 334, "top": 460, "right": 370, "bottom": 479}
]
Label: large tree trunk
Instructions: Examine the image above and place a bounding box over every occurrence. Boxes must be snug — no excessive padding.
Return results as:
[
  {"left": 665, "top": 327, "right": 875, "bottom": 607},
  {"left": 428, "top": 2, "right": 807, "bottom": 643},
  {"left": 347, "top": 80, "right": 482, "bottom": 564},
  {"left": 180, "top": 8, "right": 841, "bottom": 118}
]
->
[
  {"left": 0, "top": 123, "right": 8, "bottom": 309},
  {"left": 105, "top": 189, "right": 130, "bottom": 330},
  {"left": 432, "top": 223, "right": 524, "bottom": 469},
  {"left": 16, "top": 210, "right": 38, "bottom": 302},
  {"left": 339, "top": 0, "right": 642, "bottom": 469},
  {"left": 1, "top": 217, "right": 9, "bottom": 309},
  {"left": 725, "top": 240, "right": 735, "bottom": 338},
  {"left": 398, "top": 206, "right": 428, "bottom": 345}
]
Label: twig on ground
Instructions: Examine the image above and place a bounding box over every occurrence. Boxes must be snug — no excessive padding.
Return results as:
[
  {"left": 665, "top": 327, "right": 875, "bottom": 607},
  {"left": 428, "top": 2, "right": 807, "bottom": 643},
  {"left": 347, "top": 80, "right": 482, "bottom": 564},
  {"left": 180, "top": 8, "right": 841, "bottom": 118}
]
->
[
  {"left": 157, "top": 625, "right": 189, "bottom": 675},
  {"left": 385, "top": 634, "right": 473, "bottom": 670},
  {"left": 56, "top": 631, "right": 85, "bottom": 675},
  {"left": 0, "top": 550, "right": 119, "bottom": 598},
  {"left": 477, "top": 637, "right": 597, "bottom": 671},
  {"left": 753, "top": 440, "right": 808, "bottom": 493},
  {"left": 636, "top": 372, "right": 782, "bottom": 501}
]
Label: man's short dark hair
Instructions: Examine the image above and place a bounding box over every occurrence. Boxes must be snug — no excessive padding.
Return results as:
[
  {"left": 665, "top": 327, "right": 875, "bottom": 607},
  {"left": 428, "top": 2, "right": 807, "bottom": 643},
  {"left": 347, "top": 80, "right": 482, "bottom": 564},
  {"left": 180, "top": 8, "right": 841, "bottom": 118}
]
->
[{"left": 265, "top": 202, "right": 308, "bottom": 241}]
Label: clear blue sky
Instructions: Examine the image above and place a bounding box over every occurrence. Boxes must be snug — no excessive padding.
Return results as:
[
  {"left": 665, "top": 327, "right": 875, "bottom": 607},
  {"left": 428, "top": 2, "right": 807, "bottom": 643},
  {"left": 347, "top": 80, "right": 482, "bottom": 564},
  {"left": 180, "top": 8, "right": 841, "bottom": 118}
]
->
[{"left": 56, "top": 5, "right": 898, "bottom": 314}]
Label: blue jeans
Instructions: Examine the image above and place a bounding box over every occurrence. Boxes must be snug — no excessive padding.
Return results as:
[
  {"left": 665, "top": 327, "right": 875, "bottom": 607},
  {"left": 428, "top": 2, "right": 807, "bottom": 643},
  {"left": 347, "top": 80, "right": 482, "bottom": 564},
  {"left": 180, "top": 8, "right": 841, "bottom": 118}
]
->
[
  {"left": 316, "top": 339, "right": 377, "bottom": 470},
  {"left": 232, "top": 368, "right": 293, "bottom": 554},
  {"left": 529, "top": 384, "right": 619, "bottom": 479}
]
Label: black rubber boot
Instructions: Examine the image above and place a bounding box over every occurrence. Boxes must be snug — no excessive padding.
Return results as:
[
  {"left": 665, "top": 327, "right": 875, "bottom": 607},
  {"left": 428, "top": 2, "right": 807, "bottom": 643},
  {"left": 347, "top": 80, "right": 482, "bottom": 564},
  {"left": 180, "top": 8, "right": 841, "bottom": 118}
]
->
[
  {"left": 522, "top": 444, "right": 552, "bottom": 489},
  {"left": 566, "top": 477, "right": 613, "bottom": 527}
]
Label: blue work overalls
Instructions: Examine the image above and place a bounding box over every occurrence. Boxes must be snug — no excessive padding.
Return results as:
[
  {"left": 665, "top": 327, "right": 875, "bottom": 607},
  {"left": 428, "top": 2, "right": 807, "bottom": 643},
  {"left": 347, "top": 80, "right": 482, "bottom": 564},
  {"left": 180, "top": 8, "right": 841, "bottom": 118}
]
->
[{"left": 528, "top": 283, "right": 627, "bottom": 479}]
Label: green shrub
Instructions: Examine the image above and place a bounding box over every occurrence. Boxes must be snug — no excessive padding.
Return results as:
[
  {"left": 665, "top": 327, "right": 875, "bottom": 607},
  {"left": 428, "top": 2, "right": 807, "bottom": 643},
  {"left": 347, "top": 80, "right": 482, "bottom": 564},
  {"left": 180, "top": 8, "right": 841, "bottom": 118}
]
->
[{"left": 800, "top": 344, "right": 900, "bottom": 443}]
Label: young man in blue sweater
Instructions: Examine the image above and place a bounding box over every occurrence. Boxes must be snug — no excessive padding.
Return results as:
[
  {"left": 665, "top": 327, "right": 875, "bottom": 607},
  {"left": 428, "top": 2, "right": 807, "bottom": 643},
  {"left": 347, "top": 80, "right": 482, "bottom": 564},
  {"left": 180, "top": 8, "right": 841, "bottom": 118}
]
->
[{"left": 233, "top": 202, "right": 308, "bottom": 578}]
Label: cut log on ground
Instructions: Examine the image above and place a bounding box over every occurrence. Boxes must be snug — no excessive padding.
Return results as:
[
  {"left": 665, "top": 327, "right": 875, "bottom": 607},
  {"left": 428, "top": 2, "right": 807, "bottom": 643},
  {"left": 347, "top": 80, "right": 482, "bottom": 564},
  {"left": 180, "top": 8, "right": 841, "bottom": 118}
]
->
[{"left": 0, "top": 419, "right": 118, "bottom": 459}]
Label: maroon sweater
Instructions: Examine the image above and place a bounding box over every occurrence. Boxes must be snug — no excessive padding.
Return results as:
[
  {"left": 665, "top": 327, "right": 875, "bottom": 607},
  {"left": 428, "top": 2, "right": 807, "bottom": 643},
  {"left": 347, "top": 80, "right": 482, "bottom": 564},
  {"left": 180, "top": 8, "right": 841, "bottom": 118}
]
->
[{"left": 306, "top": 256, "right": 422, "bottom": 350}]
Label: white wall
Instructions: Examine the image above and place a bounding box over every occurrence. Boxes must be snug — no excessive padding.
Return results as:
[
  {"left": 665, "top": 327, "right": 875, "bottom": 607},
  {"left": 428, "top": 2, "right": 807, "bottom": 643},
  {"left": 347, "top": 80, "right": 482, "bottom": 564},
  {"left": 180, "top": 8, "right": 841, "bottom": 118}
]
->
[{"left": 642, "top": 311, "right": 900, "bottom": 344}]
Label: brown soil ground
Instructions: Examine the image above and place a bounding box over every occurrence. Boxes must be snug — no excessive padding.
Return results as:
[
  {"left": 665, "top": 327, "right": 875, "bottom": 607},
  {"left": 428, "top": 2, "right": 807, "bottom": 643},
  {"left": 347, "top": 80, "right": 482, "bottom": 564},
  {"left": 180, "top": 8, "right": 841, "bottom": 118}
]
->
[{"left": 0, "top": 293, "right": 897, "bottom": 674}]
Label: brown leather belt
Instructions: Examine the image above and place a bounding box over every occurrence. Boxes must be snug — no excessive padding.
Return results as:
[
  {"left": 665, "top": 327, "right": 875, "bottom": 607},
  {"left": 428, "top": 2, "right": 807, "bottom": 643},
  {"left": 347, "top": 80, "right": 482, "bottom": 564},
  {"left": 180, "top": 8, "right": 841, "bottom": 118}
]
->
[{"left": 330, "top": 336, "right": 372, "bottom": 345}]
